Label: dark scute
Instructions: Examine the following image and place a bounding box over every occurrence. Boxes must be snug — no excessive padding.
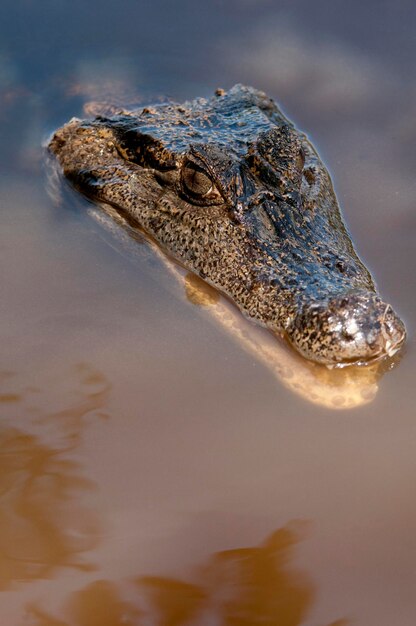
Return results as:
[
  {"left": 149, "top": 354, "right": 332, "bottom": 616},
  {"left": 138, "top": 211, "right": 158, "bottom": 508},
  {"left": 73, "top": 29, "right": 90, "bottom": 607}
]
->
[{"left": 117, "top": 129, "right": 177, "bottom": 171}]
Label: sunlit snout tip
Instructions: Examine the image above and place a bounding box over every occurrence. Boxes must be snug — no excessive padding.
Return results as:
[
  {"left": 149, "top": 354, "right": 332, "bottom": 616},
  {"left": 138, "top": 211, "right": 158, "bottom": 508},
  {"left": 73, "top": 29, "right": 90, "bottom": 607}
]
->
[
  {"left": 287, "top": 291, "right": 406, "bottom": 366},
  {"left": 377, "top": 303, "right": 406, "bottom": 358}
]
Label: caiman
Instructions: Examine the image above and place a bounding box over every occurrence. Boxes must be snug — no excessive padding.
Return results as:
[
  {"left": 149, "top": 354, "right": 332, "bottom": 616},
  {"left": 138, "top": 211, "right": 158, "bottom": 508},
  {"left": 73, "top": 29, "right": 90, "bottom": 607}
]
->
[{"left": 48, "top": 84, "right": 406, "bottom": 366}]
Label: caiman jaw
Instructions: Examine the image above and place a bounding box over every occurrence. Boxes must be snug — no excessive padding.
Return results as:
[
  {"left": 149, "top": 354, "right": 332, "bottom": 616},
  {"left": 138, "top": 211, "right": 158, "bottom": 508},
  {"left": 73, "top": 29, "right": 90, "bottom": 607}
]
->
[{"left": 286, "top": 291, "right": 406, "bottom": 366}]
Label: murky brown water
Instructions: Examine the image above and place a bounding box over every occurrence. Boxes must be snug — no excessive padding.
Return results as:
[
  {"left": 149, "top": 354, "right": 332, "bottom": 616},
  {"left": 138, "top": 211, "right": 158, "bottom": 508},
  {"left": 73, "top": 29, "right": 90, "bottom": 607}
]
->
[{"left": 1, "top": 1, "right": 416, "bottom": 624}]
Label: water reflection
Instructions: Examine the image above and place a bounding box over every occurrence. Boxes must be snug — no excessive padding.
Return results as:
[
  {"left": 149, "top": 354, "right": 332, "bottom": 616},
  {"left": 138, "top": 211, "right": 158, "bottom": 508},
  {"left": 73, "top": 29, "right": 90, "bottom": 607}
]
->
[
  {"left": 72, "top": 205, "right": 398, "bottom": 412},
  {"left": 27, "top": 580, "right": 142, "bottom": 626},
  {"left": 184, "top": 272, "right": 398, "bottom": 410},
  {"left": 137, "top": 522, "right": 314, "bottom": 626},
  {"left": 138, "top": 579, "right": 206, "bottom": 626},
  {"left": 34, "top": 362, "right": 112, "bottom": 446},
  {"left": 26, "top": 523, "right": 347, "bottom": 625},
  {"left": 0, "top": 427, "right": 98, "bottom": 588},
  {"left": 225, "top": 23, "right": 385, "bottom": 117},
  {"left": 0, "top": 364, "right": 109, "bottom": 589}
]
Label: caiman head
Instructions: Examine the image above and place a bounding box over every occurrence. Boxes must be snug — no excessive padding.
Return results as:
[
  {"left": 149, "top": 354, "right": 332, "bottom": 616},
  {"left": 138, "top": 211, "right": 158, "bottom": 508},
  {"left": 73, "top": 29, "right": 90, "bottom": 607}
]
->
[{"left": 48, "top": 85, "right": 406, "bottom": 366}]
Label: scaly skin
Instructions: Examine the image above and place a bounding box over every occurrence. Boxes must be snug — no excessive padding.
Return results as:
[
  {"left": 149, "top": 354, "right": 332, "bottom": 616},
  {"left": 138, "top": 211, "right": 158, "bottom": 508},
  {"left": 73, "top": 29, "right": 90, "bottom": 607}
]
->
[{"left": 48, "top": 85, "right": 406, "bottom": 366}]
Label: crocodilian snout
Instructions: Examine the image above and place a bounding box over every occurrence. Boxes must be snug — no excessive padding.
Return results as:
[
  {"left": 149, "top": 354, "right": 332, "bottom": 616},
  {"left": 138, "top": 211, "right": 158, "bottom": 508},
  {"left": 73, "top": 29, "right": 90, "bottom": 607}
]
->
[{"left": 286, "top": 291, "right": 406, "bottom": 366}]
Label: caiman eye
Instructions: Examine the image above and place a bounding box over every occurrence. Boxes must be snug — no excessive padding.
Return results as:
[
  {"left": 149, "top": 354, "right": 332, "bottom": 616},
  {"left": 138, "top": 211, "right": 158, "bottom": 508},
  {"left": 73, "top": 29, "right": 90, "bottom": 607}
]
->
[
  {"left": 182, "top": 162, "right": 212, "bottom": 196},
  {"left": 181, "top": 160, "right": 223, "bottom": 205}
]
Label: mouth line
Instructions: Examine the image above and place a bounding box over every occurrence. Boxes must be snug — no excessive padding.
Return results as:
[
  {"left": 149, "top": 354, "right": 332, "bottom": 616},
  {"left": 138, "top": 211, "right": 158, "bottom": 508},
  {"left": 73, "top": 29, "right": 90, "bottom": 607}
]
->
[{"left": 329, "top": 334, "right": 406, "bottom": 368}]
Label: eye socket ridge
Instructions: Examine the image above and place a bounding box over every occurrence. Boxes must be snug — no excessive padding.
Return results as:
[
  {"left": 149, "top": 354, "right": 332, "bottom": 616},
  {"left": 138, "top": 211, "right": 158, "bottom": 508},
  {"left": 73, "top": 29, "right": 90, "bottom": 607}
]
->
[
  {"left": 117, "top": 130, "right": 177, "bottom": 171},
  {"left": 180, "top": 157, "right": 224, "bottom": 205}
]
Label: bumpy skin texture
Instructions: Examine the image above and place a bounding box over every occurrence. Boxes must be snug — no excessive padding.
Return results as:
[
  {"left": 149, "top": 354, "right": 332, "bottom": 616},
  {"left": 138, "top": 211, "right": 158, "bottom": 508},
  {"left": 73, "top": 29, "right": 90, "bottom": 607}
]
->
[{"left": 48, "top": 85, "right": 406, "bottom": 365}]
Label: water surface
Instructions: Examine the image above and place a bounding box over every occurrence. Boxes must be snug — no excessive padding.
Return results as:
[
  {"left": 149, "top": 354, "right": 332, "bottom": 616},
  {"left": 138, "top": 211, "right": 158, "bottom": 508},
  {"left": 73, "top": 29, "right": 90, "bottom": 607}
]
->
[{"left": 1, "top": 1, "right": 415, "bottom": 624}]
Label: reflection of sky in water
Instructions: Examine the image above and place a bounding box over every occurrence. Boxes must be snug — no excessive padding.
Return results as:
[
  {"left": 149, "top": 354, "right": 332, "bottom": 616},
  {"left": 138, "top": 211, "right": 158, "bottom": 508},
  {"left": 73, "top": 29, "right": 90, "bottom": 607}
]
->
[{"left": 0, "top": 1, "right": 415, "bottom": 624}]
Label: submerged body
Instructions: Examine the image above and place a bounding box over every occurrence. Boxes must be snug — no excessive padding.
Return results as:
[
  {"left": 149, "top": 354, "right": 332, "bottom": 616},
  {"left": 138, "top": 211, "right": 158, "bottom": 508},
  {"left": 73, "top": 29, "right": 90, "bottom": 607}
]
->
[{"left": 48, "top": 85, "right": 405, "bottom": 365}]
